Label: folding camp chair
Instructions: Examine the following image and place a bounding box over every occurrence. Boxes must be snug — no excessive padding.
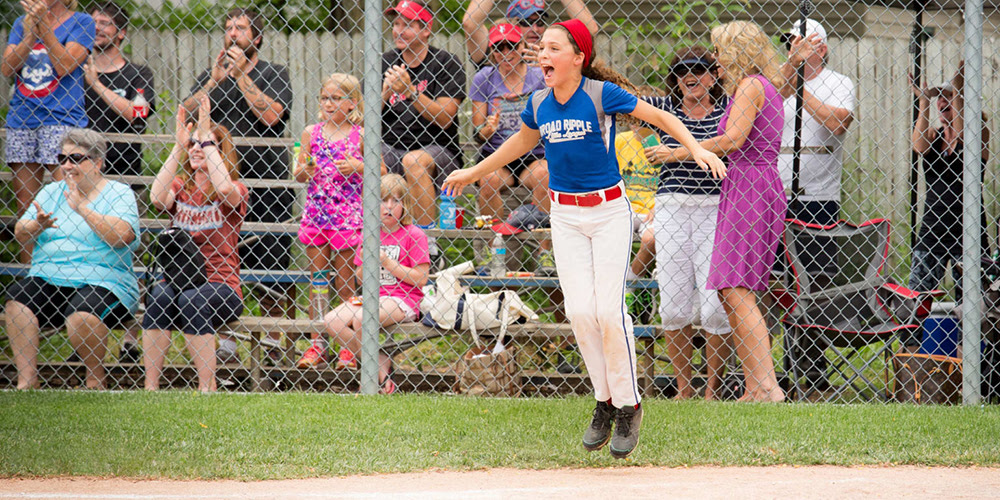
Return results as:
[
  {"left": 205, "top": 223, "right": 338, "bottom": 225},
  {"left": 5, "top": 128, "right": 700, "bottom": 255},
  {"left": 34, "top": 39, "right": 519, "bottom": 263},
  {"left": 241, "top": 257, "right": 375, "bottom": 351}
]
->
[{"left": 780, "top": 219, "right": 938, "bottom": 402}]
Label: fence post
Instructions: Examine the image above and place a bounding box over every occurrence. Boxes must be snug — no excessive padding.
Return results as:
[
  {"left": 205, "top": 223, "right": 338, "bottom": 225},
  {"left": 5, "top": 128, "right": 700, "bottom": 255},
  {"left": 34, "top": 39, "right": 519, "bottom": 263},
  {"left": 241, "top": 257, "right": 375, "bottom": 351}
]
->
[
  {"left": 360, "top": 0, "right": 384, "bottom": 396},
  {"left": 962, "top": 0, "right": 984, "bottom": 406}
]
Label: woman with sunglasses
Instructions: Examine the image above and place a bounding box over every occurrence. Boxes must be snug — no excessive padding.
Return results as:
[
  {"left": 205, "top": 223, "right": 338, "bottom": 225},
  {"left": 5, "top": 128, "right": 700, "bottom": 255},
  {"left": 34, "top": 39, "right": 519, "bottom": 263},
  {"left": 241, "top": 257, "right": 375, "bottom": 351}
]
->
[
  {"left": 143, "top": 97, "right": 248, "bottom": 392},
  {"left": 643, "top": 47, "right": 733, "bottom": 400},
  {"left": 6, "top": 128, "right": 140, "bottom": 390},
  {"left": 471, "top": 24, "right": 550, "bottom": 235}
]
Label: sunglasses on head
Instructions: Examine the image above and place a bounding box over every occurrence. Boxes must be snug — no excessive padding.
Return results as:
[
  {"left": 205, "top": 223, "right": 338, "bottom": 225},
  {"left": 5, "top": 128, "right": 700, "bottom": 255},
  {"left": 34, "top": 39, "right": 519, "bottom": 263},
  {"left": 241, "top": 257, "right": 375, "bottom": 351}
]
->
[{"left": 57, "top": 153, "right": 93, "bottom": 164}]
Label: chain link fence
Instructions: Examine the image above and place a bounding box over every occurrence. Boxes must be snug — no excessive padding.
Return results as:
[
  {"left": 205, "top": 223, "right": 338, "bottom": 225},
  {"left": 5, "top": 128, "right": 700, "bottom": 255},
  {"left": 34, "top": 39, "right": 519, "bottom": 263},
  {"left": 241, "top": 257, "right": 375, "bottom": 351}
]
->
[{"left": 1, "top": 0, "right": 998, "bottom": 404}]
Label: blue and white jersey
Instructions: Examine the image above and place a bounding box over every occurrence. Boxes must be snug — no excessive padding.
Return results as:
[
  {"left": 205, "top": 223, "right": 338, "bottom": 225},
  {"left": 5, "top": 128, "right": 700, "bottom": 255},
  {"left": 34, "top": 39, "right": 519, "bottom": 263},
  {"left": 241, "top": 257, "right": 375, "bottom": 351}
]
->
[{"left": 521, "top": 78, "right": 637, "bottom": 193}]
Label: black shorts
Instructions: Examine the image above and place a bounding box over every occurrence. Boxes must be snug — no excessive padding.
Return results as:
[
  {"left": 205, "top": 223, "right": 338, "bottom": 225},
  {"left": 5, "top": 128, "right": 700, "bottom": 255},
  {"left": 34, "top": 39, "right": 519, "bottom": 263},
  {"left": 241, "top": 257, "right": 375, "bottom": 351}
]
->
[
  {"left": 476, "top": 152, "right": 544, "bottom": 179},
  {"left": 6, "top": 276, "right": 132, "bottom": 329},
  {"left": 142, "top": 282, "right": 243, "bottom": 336}
]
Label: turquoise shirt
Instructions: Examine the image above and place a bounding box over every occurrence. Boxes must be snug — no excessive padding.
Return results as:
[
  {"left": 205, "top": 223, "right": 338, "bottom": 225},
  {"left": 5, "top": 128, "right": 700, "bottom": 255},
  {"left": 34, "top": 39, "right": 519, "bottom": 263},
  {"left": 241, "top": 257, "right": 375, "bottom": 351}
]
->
[{"left": 22, "top": 180, "right": 140, "bottom": 313}]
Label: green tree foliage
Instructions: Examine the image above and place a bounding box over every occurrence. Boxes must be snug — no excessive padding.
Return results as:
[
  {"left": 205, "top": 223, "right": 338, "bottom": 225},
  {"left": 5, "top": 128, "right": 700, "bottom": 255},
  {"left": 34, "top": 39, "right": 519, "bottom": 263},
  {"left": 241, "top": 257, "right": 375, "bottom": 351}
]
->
[{"left": 611, "top": 0, "right": 747, "bottom": 87}]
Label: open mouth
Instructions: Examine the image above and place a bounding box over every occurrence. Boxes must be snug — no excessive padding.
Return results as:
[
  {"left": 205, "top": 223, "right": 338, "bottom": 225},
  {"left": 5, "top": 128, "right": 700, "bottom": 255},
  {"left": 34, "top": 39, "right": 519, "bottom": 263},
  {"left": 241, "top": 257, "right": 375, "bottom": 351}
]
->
[{"left": 541, "top": 64, "right": 554, "bottom": 80}]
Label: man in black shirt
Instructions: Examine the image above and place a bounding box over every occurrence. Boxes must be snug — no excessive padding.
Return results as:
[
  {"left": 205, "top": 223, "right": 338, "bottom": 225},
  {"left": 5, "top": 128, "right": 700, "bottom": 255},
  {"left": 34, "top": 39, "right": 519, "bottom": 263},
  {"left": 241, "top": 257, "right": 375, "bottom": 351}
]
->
[
  {"left": 83, "top": 1, "right": 155, "bottom": 364},
  {"left": 84, "top": 1, "right": 155, "bottom": 179},
  {"left": 183, "top": 8, "right": 294, "bottom": 363},
  {"left": 382, "top": 0, "right": 466, "bottom": 226}
]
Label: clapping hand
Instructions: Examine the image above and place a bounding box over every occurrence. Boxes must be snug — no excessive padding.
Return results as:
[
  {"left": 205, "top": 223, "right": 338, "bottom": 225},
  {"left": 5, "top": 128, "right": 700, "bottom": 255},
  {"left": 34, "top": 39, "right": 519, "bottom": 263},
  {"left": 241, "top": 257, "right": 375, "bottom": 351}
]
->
[
  {"left": 175, "top": 105, "right": 193, "bottom": 148},
  {"left": 384, "top": 65, "right": 415, "bottom": 99},
  {"left": 31, "top": 201, "right": 57, "bottom": 230},
  {"left": 64, "top": 176, "right": 88, "bottom": 213},
  {"left": 196, "top": 95, "right": 212, "bottom": 137},
  {"left": 480, "top": 108, "right": 501, "bottom": 140}
]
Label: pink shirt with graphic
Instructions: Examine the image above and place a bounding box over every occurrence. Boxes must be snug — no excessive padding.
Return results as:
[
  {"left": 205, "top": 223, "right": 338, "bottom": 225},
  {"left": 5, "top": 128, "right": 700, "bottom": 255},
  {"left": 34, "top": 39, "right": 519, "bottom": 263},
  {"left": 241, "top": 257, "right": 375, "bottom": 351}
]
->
[
  {"left": 169, "top": 178, "right": 248, "bottom": 297},
  {"left": 353, "top": 224, "right": 429, "bottom": 312}
]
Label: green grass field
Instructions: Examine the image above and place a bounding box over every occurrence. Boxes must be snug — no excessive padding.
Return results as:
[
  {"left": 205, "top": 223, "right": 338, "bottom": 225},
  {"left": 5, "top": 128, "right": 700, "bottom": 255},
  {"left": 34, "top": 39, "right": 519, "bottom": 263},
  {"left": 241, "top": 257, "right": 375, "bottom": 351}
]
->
[{"left": 1, "top": 391, "right": 998, "bottom": 479}]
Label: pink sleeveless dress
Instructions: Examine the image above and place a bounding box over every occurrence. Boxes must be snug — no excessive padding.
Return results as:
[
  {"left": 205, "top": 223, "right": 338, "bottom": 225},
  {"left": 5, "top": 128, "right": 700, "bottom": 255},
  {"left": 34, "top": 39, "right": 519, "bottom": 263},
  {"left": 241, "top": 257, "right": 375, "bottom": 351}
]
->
[{"left": 707, "top": 75, "right": 787, "bottom": 291}]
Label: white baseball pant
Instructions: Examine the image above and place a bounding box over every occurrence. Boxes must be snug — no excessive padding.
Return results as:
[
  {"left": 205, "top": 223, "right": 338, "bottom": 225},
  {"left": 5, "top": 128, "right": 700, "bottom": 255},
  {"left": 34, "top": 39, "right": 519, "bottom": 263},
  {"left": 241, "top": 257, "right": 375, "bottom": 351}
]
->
[{"left": 550, "top": 185, "right": 640, "bottom": 408}]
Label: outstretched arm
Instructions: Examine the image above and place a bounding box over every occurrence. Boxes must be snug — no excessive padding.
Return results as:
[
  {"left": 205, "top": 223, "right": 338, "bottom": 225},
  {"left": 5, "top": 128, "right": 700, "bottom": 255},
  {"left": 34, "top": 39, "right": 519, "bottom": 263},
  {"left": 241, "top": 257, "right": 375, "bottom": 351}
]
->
[
  {"left": 631, "top": 99, "right": 727, "bottom": 178},
  {"left": 442, "top": 124, "right": 541, "bottom": 196}
]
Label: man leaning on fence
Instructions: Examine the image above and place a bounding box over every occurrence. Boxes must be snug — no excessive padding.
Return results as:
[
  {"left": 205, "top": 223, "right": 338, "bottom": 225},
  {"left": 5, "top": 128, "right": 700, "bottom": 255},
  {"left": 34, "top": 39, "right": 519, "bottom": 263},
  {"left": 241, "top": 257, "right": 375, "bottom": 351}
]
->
[
  {"left": 778, "top": 19, "right": 856, "bottom": 390},
  {"left": 381, "top": 0, "right": 466, "bottom": 227},
  {"left": 182, "top": 7, "right": 294, "bottom": 364}
]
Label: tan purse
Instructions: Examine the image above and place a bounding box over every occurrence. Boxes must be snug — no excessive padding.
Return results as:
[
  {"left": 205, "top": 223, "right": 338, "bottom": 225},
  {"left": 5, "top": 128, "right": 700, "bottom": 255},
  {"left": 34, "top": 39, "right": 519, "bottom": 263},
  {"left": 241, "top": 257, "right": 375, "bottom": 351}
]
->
[{"left": 456, "top": 297, "right": 521, "bottom": 397}]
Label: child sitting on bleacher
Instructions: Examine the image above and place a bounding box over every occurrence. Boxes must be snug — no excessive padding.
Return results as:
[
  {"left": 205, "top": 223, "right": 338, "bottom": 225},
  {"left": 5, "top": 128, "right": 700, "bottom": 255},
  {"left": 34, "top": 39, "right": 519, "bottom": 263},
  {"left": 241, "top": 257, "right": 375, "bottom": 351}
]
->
[
  {"left": 296, "top": 174, "right": 430, "bottom": 394},
  {"left": 292, "top": 73, "right": 366, "bottom": 317}
]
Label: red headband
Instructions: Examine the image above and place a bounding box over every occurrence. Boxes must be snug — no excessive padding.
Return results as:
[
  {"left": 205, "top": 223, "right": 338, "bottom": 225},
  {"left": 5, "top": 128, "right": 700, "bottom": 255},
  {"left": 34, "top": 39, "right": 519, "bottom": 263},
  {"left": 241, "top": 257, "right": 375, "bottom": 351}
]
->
[{"left": 554, "top": 19, "right": 592, "bottom": 69}]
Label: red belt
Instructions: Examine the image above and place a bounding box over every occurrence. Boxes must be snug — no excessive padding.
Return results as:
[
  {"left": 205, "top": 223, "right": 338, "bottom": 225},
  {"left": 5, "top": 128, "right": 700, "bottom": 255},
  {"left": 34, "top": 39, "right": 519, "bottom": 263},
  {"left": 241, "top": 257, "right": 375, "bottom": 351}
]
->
[{"left": 549, "top": 185, "right": 623, "bottom": 207}]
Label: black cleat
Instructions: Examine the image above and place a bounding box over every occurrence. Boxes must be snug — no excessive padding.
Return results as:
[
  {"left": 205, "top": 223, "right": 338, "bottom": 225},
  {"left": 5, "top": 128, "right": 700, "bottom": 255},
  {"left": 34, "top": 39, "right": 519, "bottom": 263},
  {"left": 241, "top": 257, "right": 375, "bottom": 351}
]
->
[
  {"left": 582, "top": 400, "right": 616, "bottom": 451},
  {"left": 609, "top": 403, "right": 643, "bottom": 459}
]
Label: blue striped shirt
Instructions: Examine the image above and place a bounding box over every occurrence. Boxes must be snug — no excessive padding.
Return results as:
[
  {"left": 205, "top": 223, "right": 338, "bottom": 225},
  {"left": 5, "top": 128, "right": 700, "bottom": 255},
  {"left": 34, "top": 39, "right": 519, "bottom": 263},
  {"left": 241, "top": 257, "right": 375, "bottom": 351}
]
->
[{"left": 643, "top": 96, "right": 728, "bottom": 196}]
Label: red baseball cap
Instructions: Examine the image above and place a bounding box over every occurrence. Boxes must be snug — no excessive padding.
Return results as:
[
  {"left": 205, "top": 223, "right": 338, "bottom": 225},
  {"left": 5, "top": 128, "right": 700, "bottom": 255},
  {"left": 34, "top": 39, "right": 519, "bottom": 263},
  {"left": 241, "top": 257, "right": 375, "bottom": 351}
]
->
[
  {"left": 385, "top": 1, "right": 433, "bottom": 23},
  {"left": 488, "top": 23, "right": 522, "bottom": 46}
]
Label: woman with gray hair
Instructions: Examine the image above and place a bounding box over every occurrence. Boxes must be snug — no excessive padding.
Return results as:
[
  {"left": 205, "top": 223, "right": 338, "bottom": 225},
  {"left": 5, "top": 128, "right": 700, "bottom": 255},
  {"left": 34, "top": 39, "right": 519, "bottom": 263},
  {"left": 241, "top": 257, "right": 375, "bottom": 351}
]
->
[{"left": 4, "top": 128, "right": 140, "bottom": 390}]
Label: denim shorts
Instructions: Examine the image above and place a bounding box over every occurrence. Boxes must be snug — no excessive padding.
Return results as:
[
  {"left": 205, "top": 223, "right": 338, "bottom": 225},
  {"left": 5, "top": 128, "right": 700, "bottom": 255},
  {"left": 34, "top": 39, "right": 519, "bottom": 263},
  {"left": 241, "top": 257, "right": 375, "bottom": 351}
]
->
[{"left": 5, "top": 125, "right": 73, "bottom": 165}]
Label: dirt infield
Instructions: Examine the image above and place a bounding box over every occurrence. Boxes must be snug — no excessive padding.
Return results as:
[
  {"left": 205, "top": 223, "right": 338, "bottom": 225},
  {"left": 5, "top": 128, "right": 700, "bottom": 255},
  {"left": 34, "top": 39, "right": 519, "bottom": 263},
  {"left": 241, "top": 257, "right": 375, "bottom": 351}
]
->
[{"left": 1, "top": 466, "right": 998, "bottom": 499}]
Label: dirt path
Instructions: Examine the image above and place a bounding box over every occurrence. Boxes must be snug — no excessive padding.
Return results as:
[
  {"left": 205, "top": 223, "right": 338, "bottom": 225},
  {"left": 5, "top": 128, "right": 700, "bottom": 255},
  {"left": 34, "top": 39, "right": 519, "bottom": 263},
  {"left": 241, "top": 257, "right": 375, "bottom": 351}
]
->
[{"left": 1, "top": 466, "right": 998, "bottom": 499}]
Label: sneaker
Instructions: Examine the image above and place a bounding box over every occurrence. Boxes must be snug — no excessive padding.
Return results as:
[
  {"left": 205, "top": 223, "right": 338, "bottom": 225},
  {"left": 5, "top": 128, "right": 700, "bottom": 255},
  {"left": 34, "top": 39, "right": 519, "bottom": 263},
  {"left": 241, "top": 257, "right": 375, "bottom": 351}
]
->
[
  {"left": 335, "top": 348, "right": 357, "bottom": 370},
  {"left": 610, "top": 403, "right": 643, "bottom": 459},
  {"left": 582, "top": 400, "right": 616, "bottom": 452},
  {"left": 295, "top": 345, "right": 327, "bottom": 369},
  {"left": 215, "top": 348, "right": 241, "bottom": 366},
  {"left": 119, "top": 343, "right": 141, "bottom": 364},
  {"left": 536, "top": 249, "right": 557, "bottom": 277}
]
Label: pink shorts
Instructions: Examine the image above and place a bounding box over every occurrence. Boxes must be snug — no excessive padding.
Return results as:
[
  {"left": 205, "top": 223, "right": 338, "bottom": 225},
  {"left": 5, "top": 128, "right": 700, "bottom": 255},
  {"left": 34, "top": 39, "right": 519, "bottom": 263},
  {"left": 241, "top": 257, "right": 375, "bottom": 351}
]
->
[{"left": 297, "top": 226, "right": 362, "bottom": 250}]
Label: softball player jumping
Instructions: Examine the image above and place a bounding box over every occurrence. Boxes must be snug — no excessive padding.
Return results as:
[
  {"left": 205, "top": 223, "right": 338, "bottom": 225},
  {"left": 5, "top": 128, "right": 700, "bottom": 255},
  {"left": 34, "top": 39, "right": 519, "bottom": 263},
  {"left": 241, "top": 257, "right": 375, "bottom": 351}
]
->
[{"left": 444, "top": 20, "right": 725, "bottom": 459}]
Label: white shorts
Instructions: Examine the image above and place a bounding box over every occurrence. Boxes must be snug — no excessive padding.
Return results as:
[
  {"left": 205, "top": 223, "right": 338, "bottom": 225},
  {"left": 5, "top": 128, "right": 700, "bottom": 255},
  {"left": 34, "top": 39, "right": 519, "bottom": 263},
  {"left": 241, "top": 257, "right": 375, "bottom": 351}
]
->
[
  {"left": 654, "top": 200, "right": 731, "bottom": 335},
  {"left": 384, "top": 296, "right": 418, "bottom": 322}
]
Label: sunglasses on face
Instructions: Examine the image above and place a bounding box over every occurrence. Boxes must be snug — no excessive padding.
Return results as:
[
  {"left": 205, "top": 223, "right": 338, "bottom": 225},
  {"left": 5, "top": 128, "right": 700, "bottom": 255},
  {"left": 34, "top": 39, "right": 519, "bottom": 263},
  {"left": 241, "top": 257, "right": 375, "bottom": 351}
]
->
[
  {"left": 516, "top": 15, "right": 543, "bottom": 28},
  {"left": 492, "top": 42, "right": 519, "bottom": 53},
  {"left": 673, "top": 65, "right": 713, "bottom": 77},
  {"left": 57, "top": 153, "right": 93, "bottom": 165}
]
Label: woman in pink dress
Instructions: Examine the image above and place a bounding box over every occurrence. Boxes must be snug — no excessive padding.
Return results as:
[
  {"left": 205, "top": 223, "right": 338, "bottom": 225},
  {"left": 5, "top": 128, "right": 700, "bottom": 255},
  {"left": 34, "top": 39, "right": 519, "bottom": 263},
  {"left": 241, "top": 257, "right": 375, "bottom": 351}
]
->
[{"left": 650, "top": 21, "right": 786, "bottom": 402}]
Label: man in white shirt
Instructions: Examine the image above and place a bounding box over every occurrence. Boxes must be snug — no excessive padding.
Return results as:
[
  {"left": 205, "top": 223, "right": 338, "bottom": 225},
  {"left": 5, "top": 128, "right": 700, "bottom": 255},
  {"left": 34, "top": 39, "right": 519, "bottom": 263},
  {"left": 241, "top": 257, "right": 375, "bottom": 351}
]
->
[
  {"left": 779, "top": 19, "right": 856, "bottom": 389},
  {"left": 779, "top": 19, "right": 855, "bottom": 220}
]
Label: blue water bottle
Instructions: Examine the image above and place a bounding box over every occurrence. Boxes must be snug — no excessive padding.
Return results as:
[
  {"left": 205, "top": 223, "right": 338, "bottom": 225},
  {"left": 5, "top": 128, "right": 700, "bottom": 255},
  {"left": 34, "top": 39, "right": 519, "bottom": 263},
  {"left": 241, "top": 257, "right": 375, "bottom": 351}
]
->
[{"left": 438, "top": 195, "right": 458, "bottom": 230}]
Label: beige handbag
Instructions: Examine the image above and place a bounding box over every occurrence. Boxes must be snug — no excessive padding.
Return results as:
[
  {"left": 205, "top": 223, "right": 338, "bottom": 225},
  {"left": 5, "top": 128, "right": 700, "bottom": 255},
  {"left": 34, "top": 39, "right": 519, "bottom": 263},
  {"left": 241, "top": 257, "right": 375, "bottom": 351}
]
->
[{"left": 456, "top": 296, "right": 522, "bottom": 397}]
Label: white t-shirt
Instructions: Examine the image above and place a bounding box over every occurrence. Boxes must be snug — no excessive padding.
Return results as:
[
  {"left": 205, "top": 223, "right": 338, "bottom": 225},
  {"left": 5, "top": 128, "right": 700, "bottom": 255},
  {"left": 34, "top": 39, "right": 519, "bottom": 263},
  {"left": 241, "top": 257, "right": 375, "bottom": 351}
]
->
[{"left": 778, "top": 68, "right": 855, "bottom": 202}]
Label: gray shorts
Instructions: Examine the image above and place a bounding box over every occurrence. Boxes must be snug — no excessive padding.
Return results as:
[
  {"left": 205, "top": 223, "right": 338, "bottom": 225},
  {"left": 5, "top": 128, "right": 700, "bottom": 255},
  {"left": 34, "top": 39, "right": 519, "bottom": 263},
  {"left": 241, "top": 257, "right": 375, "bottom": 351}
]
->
[
  {"left": 382, "top": 143, "right": 463, "bottom": 189},
  {"left": 5, "top": 125, "right": 72, "bottom": 165}
]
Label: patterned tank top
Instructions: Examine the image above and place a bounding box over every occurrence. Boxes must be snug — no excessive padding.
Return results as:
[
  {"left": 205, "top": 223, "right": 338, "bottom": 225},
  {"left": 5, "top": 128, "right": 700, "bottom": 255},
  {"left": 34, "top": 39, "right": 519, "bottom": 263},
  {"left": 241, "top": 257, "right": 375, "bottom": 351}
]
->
[{"left": 300, "top": 123, "right": 364, "bottom": 231}]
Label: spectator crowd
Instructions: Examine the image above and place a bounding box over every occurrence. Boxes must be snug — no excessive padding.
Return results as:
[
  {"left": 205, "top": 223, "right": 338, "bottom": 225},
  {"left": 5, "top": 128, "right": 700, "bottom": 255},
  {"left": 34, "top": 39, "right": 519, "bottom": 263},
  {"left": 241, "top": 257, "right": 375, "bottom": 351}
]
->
[{"left": 2, "top": 0, "right": 985, "bottom": 417}]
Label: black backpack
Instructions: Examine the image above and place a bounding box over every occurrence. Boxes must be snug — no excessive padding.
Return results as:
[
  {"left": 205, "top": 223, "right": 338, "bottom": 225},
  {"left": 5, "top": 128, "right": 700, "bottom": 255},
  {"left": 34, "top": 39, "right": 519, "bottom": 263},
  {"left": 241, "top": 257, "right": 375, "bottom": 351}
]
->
[{"left": 154, "top": 227, "right": 207, "bottom": 292}]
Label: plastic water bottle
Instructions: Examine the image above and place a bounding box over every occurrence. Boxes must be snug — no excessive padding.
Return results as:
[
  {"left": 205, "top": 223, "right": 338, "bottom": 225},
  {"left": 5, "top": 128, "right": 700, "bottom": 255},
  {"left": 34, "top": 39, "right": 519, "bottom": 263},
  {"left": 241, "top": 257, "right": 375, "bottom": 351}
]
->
[
  {"left": 438, "top": 195, "right": 458, "bottom": 230},
  {"left": 310, "top": 271, "right": 330, "bottom": 319},
  {"left": 292, "top": 141, "right": 301, "bottom": 171},
  {"left": 132, "top": 89, "right": 149, "bottom": 119},
  {"left": 490, "top": 233, "right": 507, "bottom": 277}
]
